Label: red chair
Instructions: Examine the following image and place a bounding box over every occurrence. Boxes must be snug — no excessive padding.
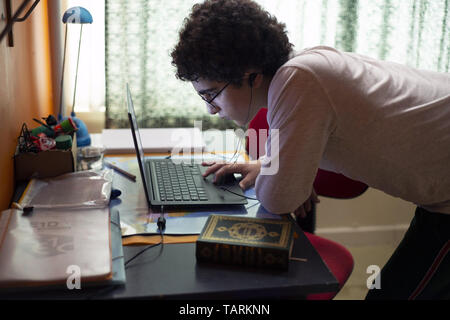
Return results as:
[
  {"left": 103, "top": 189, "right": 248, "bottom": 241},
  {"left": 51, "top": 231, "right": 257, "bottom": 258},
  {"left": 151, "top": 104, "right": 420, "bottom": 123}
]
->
[
  {"left": 304, "top": 233, "right": 354, "bottom": 300},
  {"left": 246, "top": 108, "right": 368, "bottom": 199},
  {"left": 246, "top": 108, "right": 365, "bottom": 299}
]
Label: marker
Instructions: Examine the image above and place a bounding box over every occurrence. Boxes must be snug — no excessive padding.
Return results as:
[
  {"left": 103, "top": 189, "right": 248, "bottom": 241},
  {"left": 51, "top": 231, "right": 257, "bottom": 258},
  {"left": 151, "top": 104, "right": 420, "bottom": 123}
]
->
[
  {"left": 105, "top": 161, "right": 136, "bottom": 182},
  {"left": 32, "top": 118, "right": 53, "bottom": 131}
]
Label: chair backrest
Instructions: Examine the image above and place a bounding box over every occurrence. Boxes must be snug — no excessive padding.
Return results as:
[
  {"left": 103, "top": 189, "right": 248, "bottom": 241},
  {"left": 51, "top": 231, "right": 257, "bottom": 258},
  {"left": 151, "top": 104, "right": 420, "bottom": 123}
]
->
[{"left": 246, "top": 108, "right": 368, "bottom": 199}]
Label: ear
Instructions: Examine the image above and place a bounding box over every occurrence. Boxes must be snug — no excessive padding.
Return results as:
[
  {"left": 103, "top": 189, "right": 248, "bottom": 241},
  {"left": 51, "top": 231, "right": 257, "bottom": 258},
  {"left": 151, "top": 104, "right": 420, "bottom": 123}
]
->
[{"left": 249, "top": 73, "right": 264, "bottom": 89}]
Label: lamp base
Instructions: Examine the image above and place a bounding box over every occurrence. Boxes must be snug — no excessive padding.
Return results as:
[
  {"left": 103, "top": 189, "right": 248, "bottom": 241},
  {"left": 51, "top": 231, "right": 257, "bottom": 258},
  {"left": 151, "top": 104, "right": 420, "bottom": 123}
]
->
[{"left": 66, "top": 112, "right": 91, "bottom": 147}]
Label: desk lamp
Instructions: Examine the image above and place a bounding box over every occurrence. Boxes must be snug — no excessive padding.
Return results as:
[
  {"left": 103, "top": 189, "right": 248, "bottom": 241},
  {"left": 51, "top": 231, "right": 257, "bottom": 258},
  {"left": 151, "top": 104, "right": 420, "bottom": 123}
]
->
[{"left": 58, "top": 6, "right": 93, "bottom": 147}]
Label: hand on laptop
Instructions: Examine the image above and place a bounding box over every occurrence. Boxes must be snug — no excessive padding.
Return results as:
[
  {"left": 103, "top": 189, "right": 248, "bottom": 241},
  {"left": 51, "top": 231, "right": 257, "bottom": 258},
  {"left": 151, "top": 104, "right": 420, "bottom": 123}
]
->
[{"left": 202, "top": 160, "right": 261, "bottom": 190}]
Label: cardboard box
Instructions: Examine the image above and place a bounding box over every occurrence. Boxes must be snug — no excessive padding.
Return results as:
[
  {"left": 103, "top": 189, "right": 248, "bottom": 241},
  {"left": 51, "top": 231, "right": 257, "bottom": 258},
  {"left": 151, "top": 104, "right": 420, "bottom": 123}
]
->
[{"left": 14, "top": 134, "right": 77, "bottom": 182}]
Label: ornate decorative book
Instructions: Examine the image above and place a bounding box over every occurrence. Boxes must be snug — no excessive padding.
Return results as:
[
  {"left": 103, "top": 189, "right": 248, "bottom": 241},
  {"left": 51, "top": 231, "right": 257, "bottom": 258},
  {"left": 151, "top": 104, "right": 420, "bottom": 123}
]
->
[{"left": 196, "top": 215, "right": 295, "bottom": 270}]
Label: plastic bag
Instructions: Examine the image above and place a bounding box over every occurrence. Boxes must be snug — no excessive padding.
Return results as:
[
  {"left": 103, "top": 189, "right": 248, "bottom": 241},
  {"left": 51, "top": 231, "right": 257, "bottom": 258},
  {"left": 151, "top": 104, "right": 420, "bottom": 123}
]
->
[{"left": 19, "top": 169, "right": 114, "bottom": 210}]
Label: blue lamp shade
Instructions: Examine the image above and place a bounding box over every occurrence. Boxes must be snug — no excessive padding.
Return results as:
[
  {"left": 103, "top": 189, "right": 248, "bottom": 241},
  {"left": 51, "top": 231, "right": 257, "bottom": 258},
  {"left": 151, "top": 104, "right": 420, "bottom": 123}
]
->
[{"left": 62, "top": 7, "right": 93, "bottom": 24}]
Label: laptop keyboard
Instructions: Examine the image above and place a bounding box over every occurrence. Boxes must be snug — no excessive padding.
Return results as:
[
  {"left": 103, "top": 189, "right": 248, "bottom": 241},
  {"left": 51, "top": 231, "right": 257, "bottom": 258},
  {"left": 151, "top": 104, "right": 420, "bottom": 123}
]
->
[{"left": 154, "top": 161, "right": 209, "bottom": 202}]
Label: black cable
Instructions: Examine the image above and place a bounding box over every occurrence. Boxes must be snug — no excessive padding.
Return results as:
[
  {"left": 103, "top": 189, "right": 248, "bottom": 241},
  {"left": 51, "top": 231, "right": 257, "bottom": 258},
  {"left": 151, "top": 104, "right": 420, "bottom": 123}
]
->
[
  {"left": 245, "top": 201, "right": 260, "bottom": 211},
  {"left": 229, "top": 82, "right": 254, "bottom": 164},
  {"left": 157, "top": 205, "right": 166, "bottom": 231},
  {"left": 214, "top": 85, "right": 256, "bottom": 200},
  {"left": 124, "top": 237, "right": 163, "bottom": 268},
  {"left": 220, "top": 187, "right": 259, "bottom": 201},
  {"left": 124, "top": 206, "right": 166, "bottom": 268}
]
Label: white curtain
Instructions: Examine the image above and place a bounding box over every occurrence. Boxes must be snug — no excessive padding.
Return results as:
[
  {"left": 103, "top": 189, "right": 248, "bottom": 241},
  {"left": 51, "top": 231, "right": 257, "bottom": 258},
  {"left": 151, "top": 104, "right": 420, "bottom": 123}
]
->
[{"left": 102, "top": 0, "right": 449, "bottom": 128}]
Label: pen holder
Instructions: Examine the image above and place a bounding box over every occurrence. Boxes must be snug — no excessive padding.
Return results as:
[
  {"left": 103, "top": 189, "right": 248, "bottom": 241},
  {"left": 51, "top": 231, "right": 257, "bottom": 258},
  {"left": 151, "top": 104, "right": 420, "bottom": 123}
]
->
[{"left": 14, "top": 133, "right": 78, "bottom": 182}]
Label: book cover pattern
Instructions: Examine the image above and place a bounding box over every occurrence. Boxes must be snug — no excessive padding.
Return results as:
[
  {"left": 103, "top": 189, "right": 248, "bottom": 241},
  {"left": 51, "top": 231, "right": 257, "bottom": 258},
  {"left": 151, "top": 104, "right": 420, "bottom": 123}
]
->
[{"left": 196, "top": 215, "right": 294, "bottom": 270}]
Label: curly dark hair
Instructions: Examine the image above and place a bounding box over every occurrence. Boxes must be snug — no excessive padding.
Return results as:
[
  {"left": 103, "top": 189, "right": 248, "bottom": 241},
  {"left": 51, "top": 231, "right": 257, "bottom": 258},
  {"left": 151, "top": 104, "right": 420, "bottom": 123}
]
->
[{"left": 171, "top": 0, "right": 293, "bottom": 86}]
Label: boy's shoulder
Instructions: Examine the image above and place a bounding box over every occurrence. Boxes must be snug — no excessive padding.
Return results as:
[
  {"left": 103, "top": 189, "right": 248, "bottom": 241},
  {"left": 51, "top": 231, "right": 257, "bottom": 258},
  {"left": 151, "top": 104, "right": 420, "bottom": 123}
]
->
[
  {"left": 285, "top": 46, "right": 342, "bottom": 67},
  {"left": 271, "top": 46, "right": 347, "bottom": 85}
]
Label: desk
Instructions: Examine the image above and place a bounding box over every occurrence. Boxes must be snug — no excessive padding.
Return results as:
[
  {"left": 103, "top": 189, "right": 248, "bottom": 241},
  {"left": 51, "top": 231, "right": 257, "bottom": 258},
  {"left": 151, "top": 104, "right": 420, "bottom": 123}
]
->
[
  {"left": 105, "top": 153, "right": 340, "bottom": 299},
  {"left": 0, "top": 239, "right": 337, "bottom": 300},
  {"left": 106, "top": 235, "right": 338, "bottom": 299},
  {"left": 1, "top": 131, "right": 339, "bottom": 300}
]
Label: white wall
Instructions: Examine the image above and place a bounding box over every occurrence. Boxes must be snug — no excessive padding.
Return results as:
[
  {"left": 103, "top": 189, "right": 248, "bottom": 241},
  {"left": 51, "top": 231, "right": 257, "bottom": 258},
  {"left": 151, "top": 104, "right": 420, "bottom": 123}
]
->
[{"left": 316, "top": 188, "right": 415, "bottom": 247}]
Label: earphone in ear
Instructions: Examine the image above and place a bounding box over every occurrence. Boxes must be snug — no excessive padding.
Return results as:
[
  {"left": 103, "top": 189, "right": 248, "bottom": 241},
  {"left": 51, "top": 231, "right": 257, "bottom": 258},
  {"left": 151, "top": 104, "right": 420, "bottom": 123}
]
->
[{"left": 248, "top": 73, "right": 257, "bottom": 87}]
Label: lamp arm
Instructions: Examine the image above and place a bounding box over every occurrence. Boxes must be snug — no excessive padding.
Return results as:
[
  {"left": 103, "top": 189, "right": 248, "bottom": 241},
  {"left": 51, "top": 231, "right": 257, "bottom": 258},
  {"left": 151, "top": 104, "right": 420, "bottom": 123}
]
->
[
  {"left": 71, "top": 24, "right": 83, "bottom": 115},
  {"left": 58, "top": 25, "right": 68, "bottom": 120}
]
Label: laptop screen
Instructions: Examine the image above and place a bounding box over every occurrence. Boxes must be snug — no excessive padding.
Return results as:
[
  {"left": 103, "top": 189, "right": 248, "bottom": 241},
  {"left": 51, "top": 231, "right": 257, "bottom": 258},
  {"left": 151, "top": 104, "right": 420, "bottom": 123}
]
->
[{"left": 127, "top": 83, "right": 152, "bottom": 205}]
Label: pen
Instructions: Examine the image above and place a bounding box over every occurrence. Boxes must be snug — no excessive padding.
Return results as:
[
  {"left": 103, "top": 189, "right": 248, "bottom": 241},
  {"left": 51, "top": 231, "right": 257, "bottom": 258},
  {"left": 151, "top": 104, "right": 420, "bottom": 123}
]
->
[
  {"left": 105, "top": 161, "right": 136, "bottom": 182},
  {"left": 32, "top": 118, "right": 53, "bottom": 131}
]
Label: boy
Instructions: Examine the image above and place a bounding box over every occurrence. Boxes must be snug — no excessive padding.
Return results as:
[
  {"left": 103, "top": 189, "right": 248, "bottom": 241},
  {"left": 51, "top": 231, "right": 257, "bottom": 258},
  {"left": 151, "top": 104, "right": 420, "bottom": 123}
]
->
[{"left": 171, "top": 0, "right": 450, "bottom": 299}]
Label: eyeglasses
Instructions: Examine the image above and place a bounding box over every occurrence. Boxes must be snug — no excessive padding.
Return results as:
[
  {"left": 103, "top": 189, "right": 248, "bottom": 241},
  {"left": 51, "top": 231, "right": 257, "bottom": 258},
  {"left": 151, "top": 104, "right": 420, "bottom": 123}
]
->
[
  {"left": 198, "top": 81, "right": 231, "bottom": 110},
  {"left": 197, "top": 73, "right": 255, "bottom": 111}
]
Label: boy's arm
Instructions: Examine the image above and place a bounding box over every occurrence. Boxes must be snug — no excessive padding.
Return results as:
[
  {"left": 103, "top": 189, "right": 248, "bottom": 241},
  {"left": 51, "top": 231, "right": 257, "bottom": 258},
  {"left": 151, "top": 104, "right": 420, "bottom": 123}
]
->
[{"left": 255, "top": 66, "right": 336, "bottom": 214}]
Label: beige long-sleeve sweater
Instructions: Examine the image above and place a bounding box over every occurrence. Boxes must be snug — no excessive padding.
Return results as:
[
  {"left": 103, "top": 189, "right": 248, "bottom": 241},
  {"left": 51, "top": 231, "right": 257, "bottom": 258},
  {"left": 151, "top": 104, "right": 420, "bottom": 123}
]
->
[{"left": 255, "top": 46, "right": 450, "bottom": 214}]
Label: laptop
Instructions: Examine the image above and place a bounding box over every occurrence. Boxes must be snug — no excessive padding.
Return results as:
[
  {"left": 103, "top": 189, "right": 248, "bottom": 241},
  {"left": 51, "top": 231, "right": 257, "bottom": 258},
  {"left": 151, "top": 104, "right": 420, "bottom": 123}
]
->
[{"left": 126, "top": 84, "right": 248, "bottom": 208}]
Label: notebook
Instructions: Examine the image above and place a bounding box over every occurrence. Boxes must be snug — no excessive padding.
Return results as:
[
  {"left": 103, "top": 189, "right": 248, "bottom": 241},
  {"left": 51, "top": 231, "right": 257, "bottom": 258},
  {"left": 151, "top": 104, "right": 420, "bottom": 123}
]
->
[{"left": 0, "top": 208, "right": 112, "bottom": 289}]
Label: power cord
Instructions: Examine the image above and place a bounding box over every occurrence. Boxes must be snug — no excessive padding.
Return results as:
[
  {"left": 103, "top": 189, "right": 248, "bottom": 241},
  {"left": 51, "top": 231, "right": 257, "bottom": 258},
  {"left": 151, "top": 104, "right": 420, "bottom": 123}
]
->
[
  {"left": 220, "top": 187, "right": 258, "bottom": 201},
  {"left": 157, "top": 205, "right": 166, "bottom": 231},
  {"left": 124, "top": 238, "right": 163, "bottom": 268},
  {"left": 87, "top": 208, "right": 165, "bottom": 299},
  {"left": 124, "top": 190, "right": 256, "bottom": 269},
  {"left": 124, "top": 206, "right": 166, "bottom": 269}
]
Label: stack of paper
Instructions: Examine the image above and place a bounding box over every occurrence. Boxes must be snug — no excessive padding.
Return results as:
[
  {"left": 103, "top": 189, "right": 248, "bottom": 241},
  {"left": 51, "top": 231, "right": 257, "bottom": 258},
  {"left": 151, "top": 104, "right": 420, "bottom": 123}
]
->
[
  {"left": 101, "top": 128, "right": 206, "bottom": 154},
  {"left": 18, "top": 170, "right": 113, "bottom": 210}
]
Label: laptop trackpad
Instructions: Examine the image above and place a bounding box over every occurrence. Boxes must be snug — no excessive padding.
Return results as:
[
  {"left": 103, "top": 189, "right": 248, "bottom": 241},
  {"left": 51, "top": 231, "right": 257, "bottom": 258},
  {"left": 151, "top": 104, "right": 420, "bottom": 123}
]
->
[{"left": 193, "top": 175, "right": 204, "bottom": 187}]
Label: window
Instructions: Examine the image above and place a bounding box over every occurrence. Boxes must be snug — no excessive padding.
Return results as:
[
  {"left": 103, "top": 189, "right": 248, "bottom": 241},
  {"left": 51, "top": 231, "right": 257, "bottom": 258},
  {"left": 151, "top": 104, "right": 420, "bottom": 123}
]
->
[{"left": 66, "top": 0, "right": 448, "bottom": 129}]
